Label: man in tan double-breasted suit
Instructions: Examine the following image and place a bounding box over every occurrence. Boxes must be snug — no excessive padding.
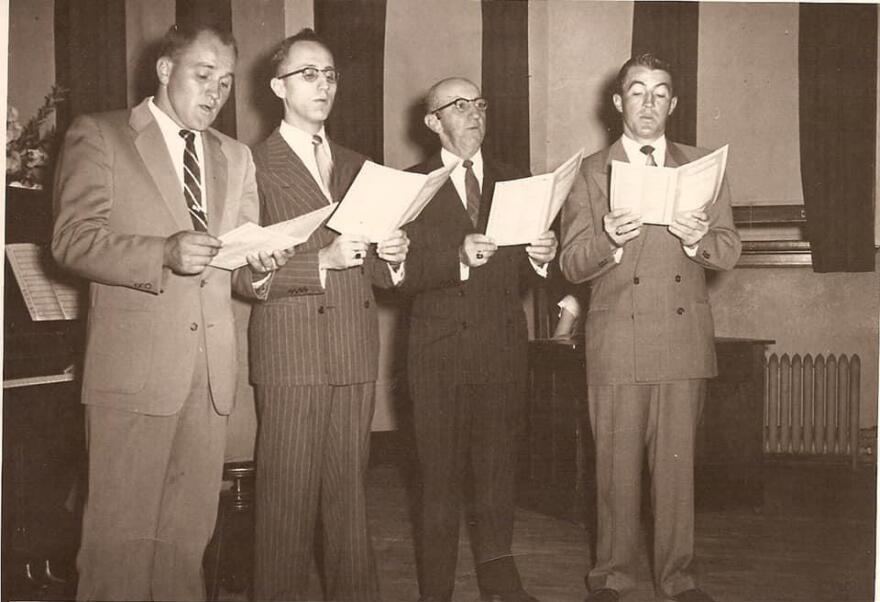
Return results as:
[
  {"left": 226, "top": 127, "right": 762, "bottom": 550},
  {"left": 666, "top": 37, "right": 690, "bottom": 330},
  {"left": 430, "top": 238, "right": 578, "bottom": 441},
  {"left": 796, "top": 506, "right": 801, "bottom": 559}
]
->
[
  {"left": 52, "top": 24, "right": 289, "bottom": 601},
  {"left": 560, "top": 54, "right": 741, "bottom": 602}
]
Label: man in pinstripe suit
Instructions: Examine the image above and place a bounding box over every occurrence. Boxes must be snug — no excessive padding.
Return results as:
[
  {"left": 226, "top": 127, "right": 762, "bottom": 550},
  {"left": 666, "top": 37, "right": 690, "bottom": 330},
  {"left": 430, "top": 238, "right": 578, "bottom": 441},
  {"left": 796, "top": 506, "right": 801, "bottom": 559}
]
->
[
  {"left": 249, "top": 29, "right": 409, "bottom": 602},
  {"left": 400, "top": 77, "right": 557, "bottom": 602}
]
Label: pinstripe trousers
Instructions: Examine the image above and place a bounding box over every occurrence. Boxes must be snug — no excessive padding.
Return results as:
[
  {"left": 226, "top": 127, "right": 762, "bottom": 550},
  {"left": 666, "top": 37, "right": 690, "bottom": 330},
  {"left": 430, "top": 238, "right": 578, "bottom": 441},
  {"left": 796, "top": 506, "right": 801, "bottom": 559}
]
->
[{"left": 253, "top": 382, "right": 379, "bottom": 602}]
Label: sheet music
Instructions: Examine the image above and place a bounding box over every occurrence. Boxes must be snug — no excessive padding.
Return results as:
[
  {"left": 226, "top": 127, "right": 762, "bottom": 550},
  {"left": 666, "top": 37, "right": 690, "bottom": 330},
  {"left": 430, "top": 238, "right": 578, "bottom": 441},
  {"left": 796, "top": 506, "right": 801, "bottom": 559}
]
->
[
  {"left": 485, "top": 149, "right": 585, "bottom": 246},
  {"left": 265, "top": 203, "right": 337, "bottom": 244},
  {"left": 5, "top": 243, "right": 83, "bottom": 321},
  {"left": 610, "top": 145, "right": 728, "bottom": 226},
  {"left": 326, "top": 161, "right": 456, "bottom": 242},
  {"left": 211, "top": 222, "right": 299, "bottom": 271}
]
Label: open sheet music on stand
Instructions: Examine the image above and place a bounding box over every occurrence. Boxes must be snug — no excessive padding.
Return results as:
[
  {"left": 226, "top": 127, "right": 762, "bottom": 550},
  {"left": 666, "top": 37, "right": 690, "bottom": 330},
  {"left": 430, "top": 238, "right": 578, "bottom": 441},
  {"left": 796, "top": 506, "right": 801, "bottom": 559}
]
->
[
  {"left": 5, "top": 243, "right": 83, "bottom": 321},
  {"left": 325, "top": 160, "right": 456, "bottom": 242},
  {"left": 485, "top": 149, "right": 585, "bottom": 245},
  {"left": 610, "top": 144, "right": 729, "bottom": 226}
]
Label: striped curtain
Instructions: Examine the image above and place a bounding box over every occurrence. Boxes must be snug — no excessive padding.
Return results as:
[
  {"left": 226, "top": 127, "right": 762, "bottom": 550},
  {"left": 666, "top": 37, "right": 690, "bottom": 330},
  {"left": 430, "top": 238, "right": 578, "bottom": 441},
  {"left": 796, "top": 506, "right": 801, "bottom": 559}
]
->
[
  {"left": 315, "top": 0, "right": 387, "bottom": 162},
  {"left": 630, "top": 1, "right": 699, "bottom": 146},
  {"left": 799, "top": 4, "right": 877, "bottom": 272}
]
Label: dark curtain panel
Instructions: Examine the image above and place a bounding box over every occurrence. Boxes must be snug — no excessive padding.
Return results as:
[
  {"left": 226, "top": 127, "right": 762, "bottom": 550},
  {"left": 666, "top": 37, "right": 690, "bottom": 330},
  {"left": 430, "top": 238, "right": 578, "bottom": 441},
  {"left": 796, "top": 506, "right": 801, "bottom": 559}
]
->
[
  {"left": 630, "top": 1, "right": 699, "bottom": 146},
  {"left": 176, "top": 0, "right": 237, "bottom": 138},
  {"left": 314, "top": 0, "right": 387, "bottom": 162},
  {"left": 481, "top": 0, "right": 530, "bottom": 173},
  {"left": 54, "top": 0, "right": 128, "bottom": 131},
  {"left": 799, "top": 4, "right": 876, "bottom": 273}
]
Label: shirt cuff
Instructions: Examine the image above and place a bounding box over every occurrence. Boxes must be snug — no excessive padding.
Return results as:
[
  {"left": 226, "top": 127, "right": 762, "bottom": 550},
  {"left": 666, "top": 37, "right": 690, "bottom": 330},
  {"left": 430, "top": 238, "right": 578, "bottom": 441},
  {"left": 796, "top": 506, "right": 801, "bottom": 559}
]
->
[
  {"left": 459, "top": 262, "right": 470, "bottom": 281},
  {"left": 613, "top": 247, "right": 624, "bottom": 263},
  {"left": 319, "top": 267, "right": 327, "bottom": 288},
  {"left": 683, "top": 243, "right": 698, "bottom": 257},
  {"left": 529, "top": 258, "right": 549, "bottom": 278},
  {"left": 389, "top": 262, "right": 405, "bottom": 285}
]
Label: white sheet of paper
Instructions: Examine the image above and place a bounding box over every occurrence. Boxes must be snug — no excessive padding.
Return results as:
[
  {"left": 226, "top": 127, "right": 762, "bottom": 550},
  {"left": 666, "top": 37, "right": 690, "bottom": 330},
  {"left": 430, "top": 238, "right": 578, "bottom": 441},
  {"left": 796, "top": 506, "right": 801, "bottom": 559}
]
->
[
  {"left": 610, "top": 144, "right": 728, "bottom": 225},
  {"left": 485, "top": 149, "right": 585, "bottom": 245},
  {"left": 5, "top": 242, "right": 83, "bottom": 320},
  {"left": 211, "top": 222, "right": 298, "bottom": 271},
  {"left": 265, "top": 203, "right": 337, "bottom": 245},
  {"left": 325, "top": 161, "right": 456, "bottom": 242}
]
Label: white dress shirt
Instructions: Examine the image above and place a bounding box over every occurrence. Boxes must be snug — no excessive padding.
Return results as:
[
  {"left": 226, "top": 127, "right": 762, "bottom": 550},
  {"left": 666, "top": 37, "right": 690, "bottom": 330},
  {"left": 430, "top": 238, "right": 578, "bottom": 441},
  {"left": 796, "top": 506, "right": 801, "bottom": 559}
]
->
[
  {"left": 279, "top": 120, "right": 333, "bottom": 201},
  {"left": 149, "top": 98, "right": 206, "bottom": 216}
]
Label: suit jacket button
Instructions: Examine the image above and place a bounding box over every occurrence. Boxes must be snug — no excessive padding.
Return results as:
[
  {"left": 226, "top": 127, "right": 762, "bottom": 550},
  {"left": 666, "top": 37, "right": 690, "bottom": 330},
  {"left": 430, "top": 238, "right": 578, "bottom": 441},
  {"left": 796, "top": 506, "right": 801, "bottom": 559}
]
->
[
  {"left": 363, "top": 300, "right": 370, "bottom": 308},
  {"left": 200, "top": 280, "right": 207, "bottom": 288},
  {"left": 675, "top": 275, "right": 682, "bottom": 282},
  {"left": 318, "top": 306, "right": 325, "bottom": 314},
  {"left": 461, "top": 321, "right": 468, "bottom": 329},
  {"left": 504, "top": 288, "right": 511, "bottom": 295},
  {"left": 458, "top": 290, "right": 465, "bottom": 297},
  {"left": 702, "top": 250, "right": 711, "bottom": 259},
  {"left": 676, "top": 307, "right": 685, "bottom": 315},
  {"left": 190, "top": 322, "right": 199, "bottom": 331},
  {"left": 144, "top": 283, "right": 152, "bottom": 289},
  {"left": 633, "top": 276, "right": 640, "bottom": 285}
]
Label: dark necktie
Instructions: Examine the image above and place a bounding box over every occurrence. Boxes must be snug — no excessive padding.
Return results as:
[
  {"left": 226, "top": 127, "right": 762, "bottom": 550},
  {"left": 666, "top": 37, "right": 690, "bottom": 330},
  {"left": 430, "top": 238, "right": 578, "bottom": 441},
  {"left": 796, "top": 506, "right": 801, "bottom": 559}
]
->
[
  {"left": 312, "top": 134, "right": 333, "bottom": 192},
  {"left": 640, "top": 144, "right": 658, "bottom": 167},
  {"left": 178, "top": 129, "right": 208, "bottom": 231},
  {"left": 462, "top": 159, "right": 481, "bottom": 227}
]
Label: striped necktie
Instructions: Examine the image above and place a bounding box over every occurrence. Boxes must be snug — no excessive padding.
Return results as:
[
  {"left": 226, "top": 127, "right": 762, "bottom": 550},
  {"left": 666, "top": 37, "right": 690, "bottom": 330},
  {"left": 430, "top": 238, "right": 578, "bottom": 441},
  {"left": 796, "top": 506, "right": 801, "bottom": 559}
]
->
[
  {"left": 178, "top": 129, "right": 208, "bottom": 231},
  {"left": 640, "top": 144, "right": 658, "bottom": 167},
  {"left": 312, "top": 134, "right": 333, "bottom": 192},
  {"left": 462, "top": 159, "right": 481, "bottom": 227}
]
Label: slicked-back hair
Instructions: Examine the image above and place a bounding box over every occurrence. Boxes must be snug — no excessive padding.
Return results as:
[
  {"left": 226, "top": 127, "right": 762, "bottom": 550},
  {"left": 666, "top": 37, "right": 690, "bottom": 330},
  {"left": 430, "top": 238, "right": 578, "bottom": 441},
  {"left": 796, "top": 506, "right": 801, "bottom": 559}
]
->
[
  {"left": 616, "top": 53, "right": 676, "bottom": 95},
  {"left": 157, "top": 23, "right": 238, "bottom": 62},
  {"left": 270, "top": 28, "right": 333, "bottom": 77}
]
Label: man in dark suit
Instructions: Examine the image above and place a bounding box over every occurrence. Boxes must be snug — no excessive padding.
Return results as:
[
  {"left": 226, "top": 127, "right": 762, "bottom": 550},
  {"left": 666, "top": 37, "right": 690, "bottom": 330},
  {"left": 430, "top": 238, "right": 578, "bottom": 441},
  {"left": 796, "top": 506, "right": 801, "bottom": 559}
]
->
[
  {"left": 399, "top": 77, "right": 557, "bottom": 602},
  {"left": 559, "top": 54, "right": 742, "bottom": 602},
  {"left": 248, "top": 29, "right": 409, "bottom": 602},
  {"left": 52, "top": 24, "right": 288, "bottom": 601}
]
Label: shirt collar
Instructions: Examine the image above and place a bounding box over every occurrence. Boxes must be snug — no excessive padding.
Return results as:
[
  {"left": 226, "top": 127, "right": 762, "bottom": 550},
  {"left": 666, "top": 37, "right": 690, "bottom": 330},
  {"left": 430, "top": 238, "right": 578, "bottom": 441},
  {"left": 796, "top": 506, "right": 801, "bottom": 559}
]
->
[
  {"left": 441, "top": 147, "right": 482, "bottom": 171},
  {"left": 279, "top": 120, "right": 329, "bottom": 157},
  {"left": 620, "top": 133, "right": 667, "bottom": 167},
  {"left": 148, "top": 97, "right": 204, "bottom": 147}
]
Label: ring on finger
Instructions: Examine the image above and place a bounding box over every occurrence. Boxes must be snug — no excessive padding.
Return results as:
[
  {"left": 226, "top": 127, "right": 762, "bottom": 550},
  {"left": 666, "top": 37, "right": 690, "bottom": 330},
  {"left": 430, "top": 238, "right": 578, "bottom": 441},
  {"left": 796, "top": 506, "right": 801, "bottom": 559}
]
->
[
  {"left": 615, "top": 227, "right": 622, "bottom": 236},
  {"left": 354, "top": 251, "right": 363, "bottom": 260},
  {"left": 476, "top": 251, "right": 484, "bottom": 260}
]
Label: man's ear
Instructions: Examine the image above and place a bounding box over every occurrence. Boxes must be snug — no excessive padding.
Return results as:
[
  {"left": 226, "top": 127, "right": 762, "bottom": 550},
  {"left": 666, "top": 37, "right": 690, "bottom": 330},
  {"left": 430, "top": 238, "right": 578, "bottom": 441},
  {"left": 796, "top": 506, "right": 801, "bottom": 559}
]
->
[
  {"left": 424, "top": 112, "right": 442, "bottom": 134},
  {"left": 668, "top": 96, "right": 678, "bottom": 116},
  {"left": 612, "top": 93, "right": 623, "bottom": 115},
  {"left": 269, "top": 77, "right": 285, "bottom": 100},
  {"left": 156, "top": 57, "right": 172, "bottom": 86}
]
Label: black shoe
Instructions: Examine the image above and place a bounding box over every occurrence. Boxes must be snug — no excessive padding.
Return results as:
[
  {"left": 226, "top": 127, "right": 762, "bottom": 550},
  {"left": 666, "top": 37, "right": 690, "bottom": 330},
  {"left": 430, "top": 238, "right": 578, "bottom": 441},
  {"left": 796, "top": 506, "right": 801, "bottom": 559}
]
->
[
  {"left": 585, "top": 589, "right": 620, "bottom": 602},
  {"left": 480, "top": 590, "right": 540, "bottom": 602},
  {"left": 673, "top": 589, "right": 716, "bottom": 602}
]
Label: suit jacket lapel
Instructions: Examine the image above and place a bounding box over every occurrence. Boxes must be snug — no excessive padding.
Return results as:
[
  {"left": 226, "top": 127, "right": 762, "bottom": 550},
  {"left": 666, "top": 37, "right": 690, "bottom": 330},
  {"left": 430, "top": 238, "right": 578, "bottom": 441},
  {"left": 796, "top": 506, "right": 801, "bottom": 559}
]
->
[
  {"left": 266, "top": 130, "right": 330, "bottom": 214},
  {"left": 479, "top": 158, "right": 499, "bottom": 233},
  {"left": 598, "top": 138, "right": 650, "bottom": 269},
  {"left": 427, "top": 152, "right": 474, "bottom": 232},
  {"left": 202, "top": 130, "right": 227, "bottom": 236},
  {"left": 129, "top": 100, "right": 191, "bottom": 231}
]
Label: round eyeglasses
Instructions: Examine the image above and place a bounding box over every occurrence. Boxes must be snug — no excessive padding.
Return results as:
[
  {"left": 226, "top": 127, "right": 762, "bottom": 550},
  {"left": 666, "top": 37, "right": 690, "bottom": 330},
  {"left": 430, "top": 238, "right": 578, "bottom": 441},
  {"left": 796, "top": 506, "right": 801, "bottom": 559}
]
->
[
  {"left": 432, "top": 97, "right": 489, "bottom": 116},
  {"left": 277, "top": 66, "right": 340, "bottom": 84}
]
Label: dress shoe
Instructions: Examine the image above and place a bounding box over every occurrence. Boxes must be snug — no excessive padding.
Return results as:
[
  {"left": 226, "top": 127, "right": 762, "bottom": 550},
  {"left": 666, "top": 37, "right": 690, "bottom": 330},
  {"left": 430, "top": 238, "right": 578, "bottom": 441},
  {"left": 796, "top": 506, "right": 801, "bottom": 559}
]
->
[
  {"left": 585, "top": 589, "right": 620, "bottom": 602},
  {"left": 673, "top": 589, "right": 716, "bottom": 602},
  {"left": 480, "top": 589, "right": 540, "bottom": 602}
]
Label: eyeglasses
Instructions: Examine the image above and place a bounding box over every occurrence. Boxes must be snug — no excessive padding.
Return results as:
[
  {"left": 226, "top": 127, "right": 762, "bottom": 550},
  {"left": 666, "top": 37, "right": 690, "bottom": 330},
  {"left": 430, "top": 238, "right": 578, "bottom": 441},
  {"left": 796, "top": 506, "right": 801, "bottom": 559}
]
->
[
  {"left": 432, "top": 97, "right": 489, "bottom": 116},
  {"left": 276, "top": 66, "right": 340, "bottom": 84}
]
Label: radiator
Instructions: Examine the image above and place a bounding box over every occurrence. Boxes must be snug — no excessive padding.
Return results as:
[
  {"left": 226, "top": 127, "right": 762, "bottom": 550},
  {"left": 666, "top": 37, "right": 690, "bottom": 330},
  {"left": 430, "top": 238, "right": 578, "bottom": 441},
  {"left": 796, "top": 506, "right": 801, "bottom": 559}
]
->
[{"left": 764, "top": 352, "right": 861, "bottom": 468}]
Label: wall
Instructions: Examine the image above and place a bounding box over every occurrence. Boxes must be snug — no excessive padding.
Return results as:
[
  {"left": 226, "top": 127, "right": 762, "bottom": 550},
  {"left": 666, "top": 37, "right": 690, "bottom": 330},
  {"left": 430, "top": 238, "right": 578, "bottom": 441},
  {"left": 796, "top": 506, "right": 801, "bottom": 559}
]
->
[{"left": 7, "top": 0, "right": 54, "bottom": 125}]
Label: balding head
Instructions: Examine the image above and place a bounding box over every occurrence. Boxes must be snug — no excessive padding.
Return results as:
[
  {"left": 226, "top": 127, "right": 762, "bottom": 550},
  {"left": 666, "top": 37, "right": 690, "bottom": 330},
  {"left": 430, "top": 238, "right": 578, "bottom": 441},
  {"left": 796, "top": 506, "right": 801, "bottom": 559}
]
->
[{"left": 423, "top": 77, "right": 486, "bottom": 159}]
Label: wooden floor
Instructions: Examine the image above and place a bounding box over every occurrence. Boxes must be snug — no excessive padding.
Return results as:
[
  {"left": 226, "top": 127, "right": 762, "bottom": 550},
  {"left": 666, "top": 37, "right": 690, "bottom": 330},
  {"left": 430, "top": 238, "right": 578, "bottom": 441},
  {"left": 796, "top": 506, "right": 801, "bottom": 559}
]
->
[{"left": 219, "top": 452, "right": 876, "bottom": 602}]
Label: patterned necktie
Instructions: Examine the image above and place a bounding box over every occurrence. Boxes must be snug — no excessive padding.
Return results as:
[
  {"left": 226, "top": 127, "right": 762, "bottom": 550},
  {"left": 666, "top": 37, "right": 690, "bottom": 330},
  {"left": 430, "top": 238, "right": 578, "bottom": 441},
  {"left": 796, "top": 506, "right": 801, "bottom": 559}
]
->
[
  {"left": 178, "top": 129, "right": 208, "bottom": 231},
  {"left": 462, "top": 159, "right": 481, "bottom": 227},
  {"left": 312, "top": 134, "right": 333, "bottom": 191},
  {"left": 640, "top": 144, "right": 658, "bottom": 167}
]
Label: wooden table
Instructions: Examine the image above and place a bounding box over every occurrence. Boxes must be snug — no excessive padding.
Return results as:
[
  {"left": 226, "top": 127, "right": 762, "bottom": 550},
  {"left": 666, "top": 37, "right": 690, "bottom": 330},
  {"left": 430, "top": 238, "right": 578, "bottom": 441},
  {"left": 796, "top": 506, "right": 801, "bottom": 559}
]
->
[{"left": 521, "top": 336, "right": 773, "bottom": 524}]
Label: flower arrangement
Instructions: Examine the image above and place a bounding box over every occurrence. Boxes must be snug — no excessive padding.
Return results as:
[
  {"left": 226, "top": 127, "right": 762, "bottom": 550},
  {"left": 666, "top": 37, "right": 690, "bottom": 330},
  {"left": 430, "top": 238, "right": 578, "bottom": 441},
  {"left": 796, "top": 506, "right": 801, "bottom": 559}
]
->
[{"left": 7, "top": 85, "right": 67, "bottom": 190}]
